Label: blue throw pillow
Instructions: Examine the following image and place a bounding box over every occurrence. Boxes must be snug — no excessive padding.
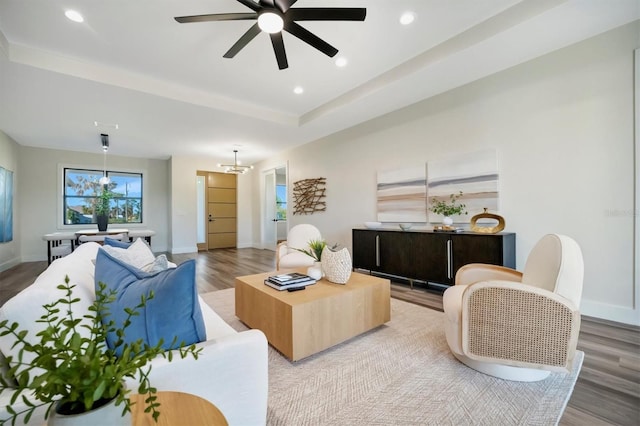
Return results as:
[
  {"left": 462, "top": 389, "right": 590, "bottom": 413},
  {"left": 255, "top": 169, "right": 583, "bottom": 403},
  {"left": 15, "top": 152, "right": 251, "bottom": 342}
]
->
[
  {"left": 103, "top": 237, "right": 131, "bottom": 249},
  {"left": 94, "top": 249, "right": 206, "bottom": 355}
]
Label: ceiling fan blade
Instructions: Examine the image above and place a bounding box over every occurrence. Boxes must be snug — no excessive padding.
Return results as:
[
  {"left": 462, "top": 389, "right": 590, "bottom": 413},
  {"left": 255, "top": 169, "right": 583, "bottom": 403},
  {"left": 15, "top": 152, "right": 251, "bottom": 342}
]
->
[
  {"left": 270, "top": 32, "right": 289, "bottom": 70},
  {"left": 259, "top": 0, "right": 277, "bottom": 8},
  {"left": 284, "top": 21, "right": 338, "bottom": 57},
  {"left": 288, "top": 8, "right": 366, "bottom": 21},
  {"left": 224, "top": 23, "right": 262, "bottom": 58},
  {"left": 236, "top": 0, "right": 261, "bottom": 12},
  {"left": 175, "top": 13, "right": 257, "bottom": 23},
  {"left": 274, "top": 0, "right": 299, "bottom": 13}
]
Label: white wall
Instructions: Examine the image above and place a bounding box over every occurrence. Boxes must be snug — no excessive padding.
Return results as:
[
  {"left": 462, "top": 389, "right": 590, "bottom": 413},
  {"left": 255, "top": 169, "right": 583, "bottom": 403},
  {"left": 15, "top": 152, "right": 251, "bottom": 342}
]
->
[
  {"left": 169, "top": 156, "right": 253, "bottom": 253},
  {"left": 17, "top": 146, "right": 171, "bottom": 260},
  {"left": 251, "top": 22, "right": 640, "bottom": 325},
  {"left": 0, "top": 130, "right": 19, "bottom": 272}
]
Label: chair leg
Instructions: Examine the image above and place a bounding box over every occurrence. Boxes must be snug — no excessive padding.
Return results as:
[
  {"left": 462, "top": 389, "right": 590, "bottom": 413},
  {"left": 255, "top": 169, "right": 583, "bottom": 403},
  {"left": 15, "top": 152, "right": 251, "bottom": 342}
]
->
[{"left": 47, "top": 241, "right": 53, "bottom": 265}]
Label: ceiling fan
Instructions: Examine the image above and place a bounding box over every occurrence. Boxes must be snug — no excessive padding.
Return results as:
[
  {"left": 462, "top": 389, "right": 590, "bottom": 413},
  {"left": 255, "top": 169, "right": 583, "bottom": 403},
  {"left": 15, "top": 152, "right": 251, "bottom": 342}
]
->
[{"left": 174, "top": 0, "right": 366, "bottom": 70}]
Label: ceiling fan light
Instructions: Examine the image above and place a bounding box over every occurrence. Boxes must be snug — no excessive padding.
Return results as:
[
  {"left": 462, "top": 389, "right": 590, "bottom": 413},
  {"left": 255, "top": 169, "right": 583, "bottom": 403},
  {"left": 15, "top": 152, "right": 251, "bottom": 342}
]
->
[{"left": 258, "top": 12, "right": 284, "bottom": 33}]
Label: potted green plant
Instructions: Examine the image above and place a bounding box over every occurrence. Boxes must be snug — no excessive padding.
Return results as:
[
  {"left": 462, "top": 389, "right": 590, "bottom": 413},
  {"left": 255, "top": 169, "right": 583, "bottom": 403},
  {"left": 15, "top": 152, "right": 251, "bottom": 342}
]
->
[
  {"left": 295, "top": 240, "right": 338, "bottom": 280},
  {"left": 0, "top": 276, "right": 201, "bottom": 425},
  {"left": 429, "top": 191, "right": 468, "bottom": 226},
  {"left": 295, "top": 239, "right": 326, "bottom": 262},
  {"left": 95, "top": 185, "right": 113, "bottom": 232}
]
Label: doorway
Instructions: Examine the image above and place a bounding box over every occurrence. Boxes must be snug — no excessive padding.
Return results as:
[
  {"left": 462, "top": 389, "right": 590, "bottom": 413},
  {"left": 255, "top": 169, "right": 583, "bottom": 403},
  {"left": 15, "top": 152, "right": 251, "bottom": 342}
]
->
[
  {"left": 197, "top": 171, "right": 238, "bottom": 250},
  {"left": 262, "top": 165, "right": 287, "bottom": 251}
]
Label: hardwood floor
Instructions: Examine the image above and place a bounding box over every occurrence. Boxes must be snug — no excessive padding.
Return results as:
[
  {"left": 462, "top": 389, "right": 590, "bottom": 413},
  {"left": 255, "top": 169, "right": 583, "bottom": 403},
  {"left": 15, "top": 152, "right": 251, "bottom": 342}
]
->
[{"left": 1, "top": 248, "right": 639, "bottom": 425}]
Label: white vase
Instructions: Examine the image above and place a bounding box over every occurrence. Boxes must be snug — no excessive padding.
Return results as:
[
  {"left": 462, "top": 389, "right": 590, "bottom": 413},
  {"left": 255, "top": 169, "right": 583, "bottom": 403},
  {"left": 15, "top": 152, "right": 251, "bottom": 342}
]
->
[
  {"left": 307, "top": 261, "right": 323, "bottom": 280},
  {"left": 48, "top": 398, "right": 130, "bottom": 426},
  {"left": 321, "top": 247, "right": 352, "bottom": 284},
  {"left": 442, "top": 216, "right": 453, "bottom": 226}
]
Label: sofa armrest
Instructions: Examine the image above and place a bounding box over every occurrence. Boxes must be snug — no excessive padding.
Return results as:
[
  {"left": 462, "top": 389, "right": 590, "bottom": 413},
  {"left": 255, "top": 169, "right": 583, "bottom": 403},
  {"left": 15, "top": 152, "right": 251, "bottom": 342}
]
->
[
  {"left": 461, "top": 281, "right": 581, "bottom": 373},
  {"left": 455, "top": 263, "right": 522, "bottom": 286},
  {"left": 127, "top": 329, "right": 268, "bottom": 426}
]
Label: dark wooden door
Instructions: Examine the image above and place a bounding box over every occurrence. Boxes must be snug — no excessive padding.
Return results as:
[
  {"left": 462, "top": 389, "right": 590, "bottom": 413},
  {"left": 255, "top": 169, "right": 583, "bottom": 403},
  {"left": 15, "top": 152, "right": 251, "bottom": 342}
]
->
[
  {"left": 450, "top": 234, "right": 511, "bottom": 274},
  {"left": 352, "top": 229, "right": 378, "bottom": 271},
  {"left": 378, "top": 231, "right": 414, "bottom": 277},
  {"left": 412, "top": 232, "right": 450, "bottom": 283}
]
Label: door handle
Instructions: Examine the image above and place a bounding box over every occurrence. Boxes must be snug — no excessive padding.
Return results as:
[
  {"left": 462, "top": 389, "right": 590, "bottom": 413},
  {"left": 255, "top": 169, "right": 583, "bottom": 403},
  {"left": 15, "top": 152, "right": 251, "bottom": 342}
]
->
[
  {"left": 208, "top": 214, "right": 215, "bottom": 222},
  {"left": 446, "top": 240, "right": 452, "bottom": 279}
]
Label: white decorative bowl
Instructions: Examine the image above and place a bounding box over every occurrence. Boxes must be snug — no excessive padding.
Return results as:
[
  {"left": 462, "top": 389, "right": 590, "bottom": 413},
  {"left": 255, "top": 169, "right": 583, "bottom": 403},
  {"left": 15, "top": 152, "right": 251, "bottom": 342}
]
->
[
  {"left": 364, "top": 221, "right": 382, "bottom": 229},
  {"left": 399, "top": 223, "right": 413, "bottom": 231}
]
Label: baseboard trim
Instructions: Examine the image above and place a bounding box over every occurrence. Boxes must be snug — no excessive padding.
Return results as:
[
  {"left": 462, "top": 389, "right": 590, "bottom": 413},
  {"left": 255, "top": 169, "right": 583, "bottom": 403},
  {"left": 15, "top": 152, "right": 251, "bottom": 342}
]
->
[
  {"left": 0, "top": 257, "right": 21, "bottom": 273},
  {"left": 170, "top": 246, "right": 198, "bottom": 254}
]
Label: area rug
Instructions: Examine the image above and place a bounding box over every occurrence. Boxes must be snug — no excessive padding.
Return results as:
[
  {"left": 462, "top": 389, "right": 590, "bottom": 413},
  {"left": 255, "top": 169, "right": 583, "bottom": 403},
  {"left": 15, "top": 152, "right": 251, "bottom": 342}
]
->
[{"left": 201, "top": 289, "right": 583, "bottom": 426}]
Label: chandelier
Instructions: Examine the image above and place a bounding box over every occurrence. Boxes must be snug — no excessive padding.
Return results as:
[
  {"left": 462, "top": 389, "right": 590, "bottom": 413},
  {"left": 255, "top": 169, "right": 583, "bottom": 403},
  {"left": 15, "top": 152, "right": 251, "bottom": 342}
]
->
[{"left": 218, "top": 150, "right": 253, "bottom": 174}]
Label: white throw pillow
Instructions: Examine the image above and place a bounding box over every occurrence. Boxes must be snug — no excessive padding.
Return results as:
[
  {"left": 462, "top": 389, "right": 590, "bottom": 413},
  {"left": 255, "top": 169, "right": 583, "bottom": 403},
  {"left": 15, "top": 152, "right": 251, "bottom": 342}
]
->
[
  {"left": 101, "top": 238, "right": 156, "bottom": 270},
  {"left": 143, "top": 254, "right": 170, "bottom": 273}
]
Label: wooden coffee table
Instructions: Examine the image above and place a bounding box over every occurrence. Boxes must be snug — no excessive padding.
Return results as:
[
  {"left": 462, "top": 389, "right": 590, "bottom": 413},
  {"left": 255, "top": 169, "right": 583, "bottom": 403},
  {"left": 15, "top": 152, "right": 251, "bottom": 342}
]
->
[{"left": 235, "top": 270, "right": 390, "bottom": 361}]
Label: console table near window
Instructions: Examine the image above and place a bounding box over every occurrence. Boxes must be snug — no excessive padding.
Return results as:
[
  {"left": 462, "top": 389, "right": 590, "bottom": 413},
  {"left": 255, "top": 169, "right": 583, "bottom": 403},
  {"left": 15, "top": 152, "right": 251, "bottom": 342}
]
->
[
  {"left": 75, "top": 228, "right": 129, "bottom": 245},
  {"left": 128, "top": 229, "right": 156, "bottom": 244}
]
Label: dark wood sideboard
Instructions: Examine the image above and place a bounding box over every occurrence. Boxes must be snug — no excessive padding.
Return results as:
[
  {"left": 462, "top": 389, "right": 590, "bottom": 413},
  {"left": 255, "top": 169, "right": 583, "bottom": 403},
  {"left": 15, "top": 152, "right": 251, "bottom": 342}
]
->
[{"left": 352, "top": 229, "right": 516, "bottom": 288}]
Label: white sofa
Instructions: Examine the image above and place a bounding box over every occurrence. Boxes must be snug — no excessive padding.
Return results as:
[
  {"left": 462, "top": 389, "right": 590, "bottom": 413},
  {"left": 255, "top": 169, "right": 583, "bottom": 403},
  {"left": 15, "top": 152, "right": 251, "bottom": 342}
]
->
[{"left": 0, "top": 242, "right": 268, "bottom": 425}]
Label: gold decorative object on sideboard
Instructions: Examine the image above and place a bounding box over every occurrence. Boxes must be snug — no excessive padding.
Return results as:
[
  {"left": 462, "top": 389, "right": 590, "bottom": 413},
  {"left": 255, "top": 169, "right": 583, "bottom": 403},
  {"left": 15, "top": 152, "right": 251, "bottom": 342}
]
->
[{"left": 470, "top": 208, "right": 505, "bottom": 234}]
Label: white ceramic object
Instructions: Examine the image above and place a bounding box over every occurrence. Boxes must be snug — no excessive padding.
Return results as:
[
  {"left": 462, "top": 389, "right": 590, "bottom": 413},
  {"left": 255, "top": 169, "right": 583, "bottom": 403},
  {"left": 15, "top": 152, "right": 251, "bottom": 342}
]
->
[
  {"left": 442, "top": 217, "right": 454, "bottom": 226},
  {"left": 364, "top": 221, "right": 382, "bottom": 229},
  {"left": 307, "top": 262, "right": 323, "bottom": 280},
  {"left": 399, "top": 223, "right": 412, "bottom": 231},
  {"left": 48, "top": 398, "right": 130, "bottom": 426}
]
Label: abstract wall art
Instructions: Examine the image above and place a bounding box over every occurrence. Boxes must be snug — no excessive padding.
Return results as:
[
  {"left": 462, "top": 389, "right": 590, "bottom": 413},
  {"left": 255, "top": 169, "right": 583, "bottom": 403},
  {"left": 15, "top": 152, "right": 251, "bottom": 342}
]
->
[
  {"left": 0, "top": 166, "right": 14, "bottom": 243},
  {"left": 293, "top": 177, "right": 326, "bottom": 215},
  {"left": 427, "top": 149, "right": 499, "bottom": 223},
  {"left": 377, "top": 166, "right": 427, "bottom": 222}
]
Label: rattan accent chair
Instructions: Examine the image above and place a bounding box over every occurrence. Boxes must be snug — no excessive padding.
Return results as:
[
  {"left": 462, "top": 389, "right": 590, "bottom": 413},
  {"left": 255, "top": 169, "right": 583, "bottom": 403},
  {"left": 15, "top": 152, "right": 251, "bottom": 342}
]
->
[{"left": 443, "top": 234, "right": 584, "bottom": 382}]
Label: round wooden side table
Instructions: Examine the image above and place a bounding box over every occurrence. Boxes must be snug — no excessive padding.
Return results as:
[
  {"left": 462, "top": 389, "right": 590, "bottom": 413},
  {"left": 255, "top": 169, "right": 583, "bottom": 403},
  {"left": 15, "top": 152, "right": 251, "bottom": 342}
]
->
[{"left": 130, "top": 391, "right": 228, "bottom": 426}]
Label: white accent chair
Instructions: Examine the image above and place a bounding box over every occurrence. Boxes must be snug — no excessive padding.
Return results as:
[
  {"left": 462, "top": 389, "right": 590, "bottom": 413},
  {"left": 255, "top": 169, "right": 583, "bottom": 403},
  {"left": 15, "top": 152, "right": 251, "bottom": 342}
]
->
[
  {"left": 42, "top": 233, "right": 76, "bottom": 265},
  {"left": 443, "top": 234, "right": 584, "bottom": 382},
  {"left": 276, "top": 224, "right": 322, "bottom": 270}
]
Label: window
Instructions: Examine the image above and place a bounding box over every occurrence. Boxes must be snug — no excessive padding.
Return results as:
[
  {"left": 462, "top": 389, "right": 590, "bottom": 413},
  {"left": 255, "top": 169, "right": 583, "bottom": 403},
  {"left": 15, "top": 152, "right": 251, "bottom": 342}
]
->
[
  {"left": 63, "top": 168, "right": 143, "bottom": 225},
  {"left": 276, "top": 184, "right": 287, "bottom": 220}
]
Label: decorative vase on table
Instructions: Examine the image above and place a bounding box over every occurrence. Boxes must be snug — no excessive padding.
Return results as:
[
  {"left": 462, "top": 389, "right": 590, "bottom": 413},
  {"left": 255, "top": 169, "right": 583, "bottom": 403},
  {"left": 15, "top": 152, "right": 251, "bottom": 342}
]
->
[
  {"left": 321, "top": 247, "right": 352, "bottom": 284},
  {"left": 442, "top": 216, "right": 453, "bottom": 227},
  {"left": 307, "top": 261, "right": 323, "bottom": 280},
  {"left": 48, "top": 397, "right": 130, "bottom": 426},
  {"left": 96, "top": 214, "right": 109, "bottom": 232}
]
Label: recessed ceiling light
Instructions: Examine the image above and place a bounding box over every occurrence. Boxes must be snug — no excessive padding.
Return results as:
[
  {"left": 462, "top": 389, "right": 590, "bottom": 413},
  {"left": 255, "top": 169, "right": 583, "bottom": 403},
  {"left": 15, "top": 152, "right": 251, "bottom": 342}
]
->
[
  {"left": 293, "top": 86, "right": 304, "bottom": 95},
  {"left": 399, "top": 11, "right": 416, "bottom": 26},
  {"left": 335, "top": 57, "right": 348, "bottom": 67},
  {"left": 65, "top": 10, "right": 84, "bottom": 23}
]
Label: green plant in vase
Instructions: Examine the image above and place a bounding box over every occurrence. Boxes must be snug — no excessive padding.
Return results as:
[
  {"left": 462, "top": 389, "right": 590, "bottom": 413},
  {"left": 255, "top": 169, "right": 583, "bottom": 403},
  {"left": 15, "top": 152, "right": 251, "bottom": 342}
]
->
[
  {"left": 429, "top": 191, "right": 468, "bottom": 226},
  {"left": 95, "top": 185, "right": 114, "bottom": 231},
  {"left": 295, "top": 239, "right": 338, "bottom": 262},
  {"left": 0, "top": 276, "right": 201, "bottom": 425}
]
